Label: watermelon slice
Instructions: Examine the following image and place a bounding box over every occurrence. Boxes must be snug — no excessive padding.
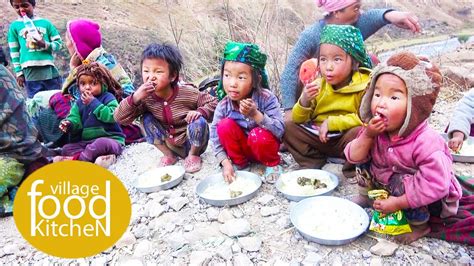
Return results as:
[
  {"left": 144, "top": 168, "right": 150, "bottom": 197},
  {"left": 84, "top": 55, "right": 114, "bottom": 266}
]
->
[{"left": 299, "top": 58, "right": 319, "bottom": 85}]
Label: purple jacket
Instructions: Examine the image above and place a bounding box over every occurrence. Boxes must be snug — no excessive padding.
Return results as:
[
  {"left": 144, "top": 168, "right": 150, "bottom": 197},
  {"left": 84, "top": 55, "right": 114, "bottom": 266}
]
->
[
  {"left": 210, "top": 88, "right": 284, "bottom": 164},
  {"left": 345, "top": 121, "right": 462, "bottom": 218}
]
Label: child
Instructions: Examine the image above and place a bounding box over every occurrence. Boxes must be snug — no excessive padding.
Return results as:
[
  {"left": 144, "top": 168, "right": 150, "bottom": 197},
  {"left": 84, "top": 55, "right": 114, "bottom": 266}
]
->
[
  {"left": 344, "top": 52, "right": 462, "bottom": 244},
  {"left": 210, "top": 42, "right": 284, "bottom": 183},
  {"left": 8, "top": 0, "right": 63, "bottom": 98},
  {"left": 114, "top": 43, "right": 217, "bottom": 173},
  {"left": 447, "top": 88, "right": 474, "bottom": 152},
  {"left": 283, "top": 24, "right": 372, "bottom": 177},
  {"left": 62, "top": 18, "right": 135, "bottom": 100},
  {"left": 279, "top": 0, "right": 421, "bottom": 110},
  {"left": 54, "top": 62, "right": 124, "bottom": 168}
]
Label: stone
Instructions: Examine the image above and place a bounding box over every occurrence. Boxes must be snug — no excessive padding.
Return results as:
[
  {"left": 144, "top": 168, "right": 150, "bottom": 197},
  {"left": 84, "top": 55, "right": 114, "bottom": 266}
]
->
[
  {"left": 276, "top": 216, "right": 290, "bottom": 228},
  {"left": 301, "top": 252, "right": 322, "bottom": 266},
  {"left": 115, "top": 231, "right": 137, "bottom": 249},
  {"left": 362, "top": 250, "right": 372, "bottom": 259},
  {"left": 3, "top": 244, "right": 17, "bottom": 255},
  {"left": 233, "top": 253, "right": 252, "bottom": 266},
  {"left": 116, "top": 256, "right": 144, "bottom": 266},
  {"left": 231, "top": 243, "right": 241, "bottom": 253},
  {"left": 149, "top": 192, "right": 165, "bottom": 203},
  {"left": 233, "top": 208, "right": 244, "bottom": 218},
  {"left": 217, "top": 209, "right": 234, "bottom": 223},
  {"left": 132, "top": 224, "right": 149, "bottom": 239},
  {"left": 168, "top": 197, "right": 189, "bottom": 211},
  {"left": 133, "top": 240, "right": 152, "bottom": 257},
  {"left": 260, "top": 206, "right": 280, "bottom": 217},
  {"left": 189, "top": 251, "right": 213, "bottom": 266},
  {"left": 216, "top": 243, "right": 233, "bottom": 260},
  {"left": 370, "top": 240, "right": 399, "bottom": 256},
  {"left": 370, "top": 257, "right": 383, "bottom": 266},
  {"left": 147, "top": 202, "right": 167, "bottom": 218},
  {"left": 206, "top": 208, "right": 219, "bottom": 221},
  {"left": 165, "top": 232, "right": 188, "bottom": 250},
  {"left": 184, "top": 224, "right": 194, "bottom": 232},
  {"left": 459, "top": 255, "right": 471, "bottom": 264},
  {"left": 91, "top": 256, "right": 107, "bottom": 266},
  {"left": 257, "top": 194, "right": 275, "bottom": 205},
  {"left": 219, "top": 219, "right": 251, "bottom": 237},
  {"left": 238, "top": 237, "right": 262, "bottom": 252}
]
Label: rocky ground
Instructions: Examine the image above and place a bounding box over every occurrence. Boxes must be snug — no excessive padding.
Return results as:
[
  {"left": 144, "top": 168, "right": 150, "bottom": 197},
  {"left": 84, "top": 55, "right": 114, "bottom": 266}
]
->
[{"left": 0, "top": 46, "right": 474, "bottom": 265}]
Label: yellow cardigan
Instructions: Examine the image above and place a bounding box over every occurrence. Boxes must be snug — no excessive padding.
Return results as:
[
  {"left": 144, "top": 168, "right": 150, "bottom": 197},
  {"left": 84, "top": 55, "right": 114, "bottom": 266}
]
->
[{"left": 292, "top": 68, "right": 371, "bottom": 132}]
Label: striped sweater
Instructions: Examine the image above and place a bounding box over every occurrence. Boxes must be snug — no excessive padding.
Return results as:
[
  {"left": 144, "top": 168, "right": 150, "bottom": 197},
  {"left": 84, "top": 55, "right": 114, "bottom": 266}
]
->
[
  {"left": 7, "top": 16, "right": 62, "bottom": 77},
  {"left": 114, "top": 84, "right": 218, "bottom": 145}
]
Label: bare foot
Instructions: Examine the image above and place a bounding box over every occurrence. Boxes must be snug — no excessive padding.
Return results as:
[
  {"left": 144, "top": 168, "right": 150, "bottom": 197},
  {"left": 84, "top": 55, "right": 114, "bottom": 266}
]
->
[
  {"left": 94, "top": 154, "right": 117, "bottom": 169},
  {"left": 350, "top": 194, "right": 372, "bottom": 208},
  {"left": 395, "top": 223, "right": 431, "bottom": 244},
  {"left": 53, "top": 156, "right": 74, "bottom": 163}
]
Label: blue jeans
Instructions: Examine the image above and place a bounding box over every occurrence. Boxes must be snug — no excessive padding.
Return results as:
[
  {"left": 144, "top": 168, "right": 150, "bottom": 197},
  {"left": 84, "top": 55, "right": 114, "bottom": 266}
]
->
[{"left": 25, "top": 76, "right": 62, "bottom": 98}]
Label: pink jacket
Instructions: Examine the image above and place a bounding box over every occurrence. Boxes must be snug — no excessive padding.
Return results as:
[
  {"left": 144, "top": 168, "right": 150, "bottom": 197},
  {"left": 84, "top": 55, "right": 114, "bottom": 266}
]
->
[{"left": 345, "top": 121, "right": 462, "bottom": 218}]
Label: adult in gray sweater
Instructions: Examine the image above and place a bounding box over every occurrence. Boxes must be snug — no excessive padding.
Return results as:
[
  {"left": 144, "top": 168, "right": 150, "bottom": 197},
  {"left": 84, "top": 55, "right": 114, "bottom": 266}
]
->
[
  {"left": 280, "top": 0, "right": 421, "bottom": 110},
  {"left": 447, "top": 89, "right": 474, "bottom": 152}
]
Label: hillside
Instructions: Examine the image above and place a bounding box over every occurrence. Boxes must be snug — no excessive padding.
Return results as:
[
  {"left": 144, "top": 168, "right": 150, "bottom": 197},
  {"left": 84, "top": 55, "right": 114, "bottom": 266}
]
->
[{"left": 1, "top": 0, "right": 473, "bottom": 93}]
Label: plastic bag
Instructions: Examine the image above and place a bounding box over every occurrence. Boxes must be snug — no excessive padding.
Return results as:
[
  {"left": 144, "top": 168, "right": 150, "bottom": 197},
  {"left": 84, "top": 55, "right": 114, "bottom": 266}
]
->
[{"left": 368, "top": 189, "right": 412, "bottom": 235}]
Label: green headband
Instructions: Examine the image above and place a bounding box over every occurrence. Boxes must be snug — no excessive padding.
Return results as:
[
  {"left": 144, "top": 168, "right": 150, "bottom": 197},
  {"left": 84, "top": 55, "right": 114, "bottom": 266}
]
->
[
  {"left": 216, "top": 41, "right": 269, "bottom": 100},
  {"left": 320, "top": 24, "right": 372, "bottom": 69}
]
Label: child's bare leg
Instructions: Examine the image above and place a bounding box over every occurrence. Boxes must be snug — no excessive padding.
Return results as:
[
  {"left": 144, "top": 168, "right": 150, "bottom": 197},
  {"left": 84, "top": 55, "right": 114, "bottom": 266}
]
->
[
  {"left": 395, "top": 223, "right": 431, "bottom": 244},
  {"left": 188, "top": 145, "right": 200, "bottom": 157},
  {"left": 52, "top": 156, "right": 74, "bottom": 163},
  {"left": 155, "top": 144, "right": 178, "bottom": 166},
  {"left": 94, "top": 154, "right": 117, "bottom": 169}
]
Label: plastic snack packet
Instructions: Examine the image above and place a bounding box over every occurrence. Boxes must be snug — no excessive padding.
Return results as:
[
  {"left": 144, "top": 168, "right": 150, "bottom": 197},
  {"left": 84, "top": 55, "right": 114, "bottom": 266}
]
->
[{"left": 368, "top": 189, "right": 412, "bottom": 235}]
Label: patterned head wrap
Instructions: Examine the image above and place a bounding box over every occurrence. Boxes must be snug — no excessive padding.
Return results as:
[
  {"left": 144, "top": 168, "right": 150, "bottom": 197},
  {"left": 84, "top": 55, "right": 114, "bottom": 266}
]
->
[
  {"left": 320, "top": 24, "right": 372, "bottom": 69},
  {"left": 216, "top": 41, "right": 269, "bottom": 100}
]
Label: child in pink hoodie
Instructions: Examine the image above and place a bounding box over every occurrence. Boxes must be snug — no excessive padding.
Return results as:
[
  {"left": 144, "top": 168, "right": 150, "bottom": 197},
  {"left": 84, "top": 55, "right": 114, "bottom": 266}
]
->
[{"left": 344, "top": 52, "right": 462, "bottom": 244}]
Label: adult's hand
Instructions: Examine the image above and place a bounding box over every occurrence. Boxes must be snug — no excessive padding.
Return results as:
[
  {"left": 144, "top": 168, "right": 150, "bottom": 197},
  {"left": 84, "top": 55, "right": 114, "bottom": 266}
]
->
[{"left": 384, "top": 11, "right": 421, "bottom": 33}]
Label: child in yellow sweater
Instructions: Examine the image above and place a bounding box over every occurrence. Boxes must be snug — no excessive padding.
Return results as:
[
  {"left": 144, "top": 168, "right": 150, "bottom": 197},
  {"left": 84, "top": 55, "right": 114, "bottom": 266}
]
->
[{"left": 283, "top": 24, "right": 372, "bottom": 177}]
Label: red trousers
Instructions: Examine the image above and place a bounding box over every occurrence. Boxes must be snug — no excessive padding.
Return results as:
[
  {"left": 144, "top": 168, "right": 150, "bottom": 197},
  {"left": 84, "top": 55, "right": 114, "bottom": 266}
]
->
[{"left": 217, "top": 118, "right": 280, "bottom": 168}]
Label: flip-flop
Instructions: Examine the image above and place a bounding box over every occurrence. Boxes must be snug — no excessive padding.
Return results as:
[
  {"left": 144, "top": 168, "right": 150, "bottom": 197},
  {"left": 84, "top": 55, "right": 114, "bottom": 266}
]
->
[
  {"left": 263, "top": 165, "right": 283, "bottom": 184},
  {"left": 183, "top": 155, "right": 202, "bottom": 173},
  {"left": 159, "top": 155, "right": 178, "bottom": 167}
]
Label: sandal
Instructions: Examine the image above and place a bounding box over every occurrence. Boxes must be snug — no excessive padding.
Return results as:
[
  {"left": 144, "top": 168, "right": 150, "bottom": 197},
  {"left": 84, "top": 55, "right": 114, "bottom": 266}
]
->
[
  {"left": 263, "top": 165, "right": 283, "bottom": 184},
  {"left": 183, "top": 155, "right": 202, "bottom": 173},
  {"left": 159, "top": 155, "right": 178, "bottom": 167}
]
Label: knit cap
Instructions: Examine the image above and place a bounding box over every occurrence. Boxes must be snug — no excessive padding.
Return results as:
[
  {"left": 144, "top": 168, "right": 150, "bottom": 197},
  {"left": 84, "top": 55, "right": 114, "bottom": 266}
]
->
[
  {"left": 316, "top": 0, "right": 358, "bottom": 13},
  {"left": 67, "top": 19, "right": 102, "bottom": 60},
  {"left": 359, "top": 51, "right": 443, "bottom": 137}
]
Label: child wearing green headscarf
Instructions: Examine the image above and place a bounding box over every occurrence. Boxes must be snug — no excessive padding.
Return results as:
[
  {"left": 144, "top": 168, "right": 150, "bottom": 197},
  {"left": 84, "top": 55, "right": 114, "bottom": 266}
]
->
[
  {"left": 283, "top": 24, "right": 372, "bottom": 178},
  {"left": 210, "top": 42, "right": 284, "bottom": 183}
]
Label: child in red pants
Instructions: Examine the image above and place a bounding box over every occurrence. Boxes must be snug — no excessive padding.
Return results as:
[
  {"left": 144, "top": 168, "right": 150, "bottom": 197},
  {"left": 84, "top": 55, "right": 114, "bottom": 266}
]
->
[{"left": 210, "top": 42, "right": 284, "bottom": 183}]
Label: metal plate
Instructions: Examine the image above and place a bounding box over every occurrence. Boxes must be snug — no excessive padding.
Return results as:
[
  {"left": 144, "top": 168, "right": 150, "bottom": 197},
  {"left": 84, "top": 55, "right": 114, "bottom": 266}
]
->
[
  {"left": 275, "top": 169, "right": 339, "bottom": 202},
  {"left": 196, "top": 171, "right": 262, "bottom": 207},
  {"left": 441, "top": 133, "right": 474, "bottom": 163},
  {"left": 134, "top": 165, "right": 185, "bottom": 193},
  {"left": 290, "top": 196, "right": 369, "bottom": 245}
]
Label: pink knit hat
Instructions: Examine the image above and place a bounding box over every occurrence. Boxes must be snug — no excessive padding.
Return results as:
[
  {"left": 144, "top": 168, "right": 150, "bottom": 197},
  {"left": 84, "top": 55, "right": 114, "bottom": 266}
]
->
[
  {"left": 316, "top": 0, "right": 358, "bottom": 13},
  {"left": 67, "top": 19, "right": 102, "bottom": 60}
]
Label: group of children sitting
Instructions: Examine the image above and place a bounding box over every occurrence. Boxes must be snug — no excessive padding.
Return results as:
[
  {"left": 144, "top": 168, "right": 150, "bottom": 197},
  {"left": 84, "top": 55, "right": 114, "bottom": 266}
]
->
[{"left": 2, "top": 0, "right": 473, "bottom": 245}]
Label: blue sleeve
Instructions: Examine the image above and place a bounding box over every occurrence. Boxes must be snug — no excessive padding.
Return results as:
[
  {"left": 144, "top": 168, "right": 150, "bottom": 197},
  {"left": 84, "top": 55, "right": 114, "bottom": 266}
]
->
[
  {"left": 356, "top": 9, "right": 392, "bottom": 39},
  {"left": 210, "top": 102, "right": 228, "bottom": 164},
  {"left": 259, "top": 93, "right": 285, "bottom": 139},
  {"left": 448, "top": 89, "right": 474, "bottom": 139},
  {"left": 279, "top": 21, "right": 323, "bottom": 110}
]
